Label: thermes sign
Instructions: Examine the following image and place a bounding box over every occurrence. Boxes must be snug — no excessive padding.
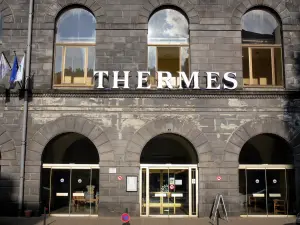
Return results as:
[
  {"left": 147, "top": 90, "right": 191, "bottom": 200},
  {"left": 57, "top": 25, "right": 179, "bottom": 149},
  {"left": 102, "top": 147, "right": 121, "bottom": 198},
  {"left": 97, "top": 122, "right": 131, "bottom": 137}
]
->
[{"left": 93, "top": 71, "right": 238, "bottom": 90}]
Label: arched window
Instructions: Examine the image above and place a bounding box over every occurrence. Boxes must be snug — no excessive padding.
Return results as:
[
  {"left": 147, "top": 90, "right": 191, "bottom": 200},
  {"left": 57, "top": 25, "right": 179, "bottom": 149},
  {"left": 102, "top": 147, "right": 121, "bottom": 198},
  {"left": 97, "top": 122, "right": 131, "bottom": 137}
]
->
[
  {"left": 53, "top": 8, "right": 96, "bottom": 87},
  {"left": 147, "top": 8, "right": 190, "bottom": 88},
  {"left": 242, "top": 9, "right": 283, "bottom": 87}
]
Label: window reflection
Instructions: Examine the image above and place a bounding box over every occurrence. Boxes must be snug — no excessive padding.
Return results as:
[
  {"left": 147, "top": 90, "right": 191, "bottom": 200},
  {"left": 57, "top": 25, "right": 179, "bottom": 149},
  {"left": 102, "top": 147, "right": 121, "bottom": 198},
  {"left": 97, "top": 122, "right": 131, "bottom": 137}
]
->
[
  {"left": 148, "top": 46, "right": 157, "bottom": 85},
  {"left": 242, "top": 9, "right": 283, "bottom": 88},
  {"left": 53, "top": 8, "right": 96, "bottom": 87},
  {"left": 64, "top": 47, "right": 85, "bottom": 84},
  {"left": 148, "top": 8, "right": 190, "bottom": 88},
  {"left": 252, "top": 49, "right": 272, "bottom": 85},
  {"left": 148, "top": 9, "right": 189, "bottom": 45},
  {"left": 242, "top": 10, "right": 281, "bottom": 44},
  {"left": 180, "top": 47, "right": 189, "bottom": 75},
  {"left": 56, "top": 8, "right": 96, "bottom": 43},
  {"left": 54, "top": 46, "right": 63, "bottom": 84}
]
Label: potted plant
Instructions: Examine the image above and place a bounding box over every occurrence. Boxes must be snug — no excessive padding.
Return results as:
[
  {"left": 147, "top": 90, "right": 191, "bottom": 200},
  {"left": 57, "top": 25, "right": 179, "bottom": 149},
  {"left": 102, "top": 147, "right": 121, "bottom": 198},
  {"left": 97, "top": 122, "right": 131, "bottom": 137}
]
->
[{"left": 24, "top": 209, "right": 32, "bottom": 218}]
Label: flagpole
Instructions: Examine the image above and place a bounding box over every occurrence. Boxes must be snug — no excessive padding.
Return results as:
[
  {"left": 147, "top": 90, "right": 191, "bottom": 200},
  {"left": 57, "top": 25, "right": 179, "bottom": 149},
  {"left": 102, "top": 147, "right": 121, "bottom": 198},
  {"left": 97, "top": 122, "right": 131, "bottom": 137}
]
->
[{"left": 18, "top": 0, "right": 34, "bottom": 216}]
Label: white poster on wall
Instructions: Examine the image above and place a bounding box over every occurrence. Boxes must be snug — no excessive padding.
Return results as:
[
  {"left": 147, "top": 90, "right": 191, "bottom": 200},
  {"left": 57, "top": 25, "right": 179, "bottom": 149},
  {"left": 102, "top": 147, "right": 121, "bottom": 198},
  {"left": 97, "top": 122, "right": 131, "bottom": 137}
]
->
[
  {"left": 126, "top": 176, "right": 138, "bottom": 192},
  {"left": 109, "top": 168, "right": 117, "bottom": 174}
]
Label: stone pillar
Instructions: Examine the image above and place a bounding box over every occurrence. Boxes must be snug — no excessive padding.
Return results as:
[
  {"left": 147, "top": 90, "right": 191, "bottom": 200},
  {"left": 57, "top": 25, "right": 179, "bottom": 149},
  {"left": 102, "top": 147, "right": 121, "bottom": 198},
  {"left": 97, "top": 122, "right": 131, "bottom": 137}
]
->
[
  {"left": 23, "top": 161, "right": 42, "bottom": 215},
  {"left": 98, "top": 162, "right": 140, "bottom": 217}
]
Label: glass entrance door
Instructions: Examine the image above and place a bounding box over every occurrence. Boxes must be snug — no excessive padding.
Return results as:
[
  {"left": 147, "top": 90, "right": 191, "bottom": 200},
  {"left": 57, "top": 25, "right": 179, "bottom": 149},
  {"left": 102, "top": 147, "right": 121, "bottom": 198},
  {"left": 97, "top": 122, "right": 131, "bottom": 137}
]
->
[
  {"left": 239, "top": 165, "right": 296, "bottom": 217},
  {"left": 140, "top": 165, "right": 198, "bottom": 217},
  {"left": 266, "top": 169, "right": 287, "bottom": 215},
  {"left": 51, "top": 169, "right": 71, "bottom": 214},
  {"left": 41, "top": 164, "right": 100, "bottom": 216},
  {"left": 247, "top": 169, "right": 267, "bottom": 215},
  {"left": 149, "top": 169, "right": 170, "bottom": 215}
]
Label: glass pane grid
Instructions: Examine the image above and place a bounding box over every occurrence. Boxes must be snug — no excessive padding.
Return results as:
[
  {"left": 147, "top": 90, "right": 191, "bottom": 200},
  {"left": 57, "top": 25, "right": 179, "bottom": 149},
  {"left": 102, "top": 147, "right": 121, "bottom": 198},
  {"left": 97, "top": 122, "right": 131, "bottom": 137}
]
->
[
  {"left": 144, "top": 167, "right": 194, "bottom": 217},
  {"left": 53, "top": 45, "right": 95, "bottom": 87},
  {"left": 242, "top": 46, "right": 283, "bottom": 87},
  {"left": 239, "top": 167, "right": 295, "bottom": 217},
  {"left": 42, "top": 167, "right": 99, "bottom": 216}
]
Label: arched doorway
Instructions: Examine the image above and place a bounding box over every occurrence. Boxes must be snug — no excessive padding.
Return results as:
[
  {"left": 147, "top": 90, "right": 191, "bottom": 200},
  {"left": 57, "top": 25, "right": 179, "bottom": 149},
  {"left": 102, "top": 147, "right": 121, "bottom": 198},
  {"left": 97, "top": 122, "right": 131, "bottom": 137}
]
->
[
  {"left": 140, "top": 133, "right": 198, "bottom": 217},
  {"left": 238, "top": 133, "right": 296, "bottom": 217},
  {"left": 41, "top": 132, "right": 100, "bottom": 216}
]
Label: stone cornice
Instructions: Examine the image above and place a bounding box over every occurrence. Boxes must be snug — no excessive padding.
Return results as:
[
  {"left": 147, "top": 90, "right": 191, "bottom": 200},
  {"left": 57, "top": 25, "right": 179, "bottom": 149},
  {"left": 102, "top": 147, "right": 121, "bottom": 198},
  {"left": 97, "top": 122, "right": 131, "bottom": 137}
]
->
[{"left": 2, "top": 89, "right": 300, "bottom": 99}]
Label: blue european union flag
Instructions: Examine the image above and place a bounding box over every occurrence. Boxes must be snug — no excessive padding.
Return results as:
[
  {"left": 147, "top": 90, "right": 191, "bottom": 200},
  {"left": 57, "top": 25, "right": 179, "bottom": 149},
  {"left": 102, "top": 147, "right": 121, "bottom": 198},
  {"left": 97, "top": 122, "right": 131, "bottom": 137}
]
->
[{"left": 9, "top": 55, "right": 18, "bottom": 88}]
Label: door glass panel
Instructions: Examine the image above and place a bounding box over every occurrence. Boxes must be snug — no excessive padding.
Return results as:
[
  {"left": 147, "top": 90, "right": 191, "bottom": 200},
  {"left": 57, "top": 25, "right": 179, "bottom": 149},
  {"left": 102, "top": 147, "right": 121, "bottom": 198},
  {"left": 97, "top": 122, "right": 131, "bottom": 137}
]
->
[
  {"left": 71, "top": 169, "right": 92, "bottom": 215},
  {"left": 149, "top": 169, "right": 170, "bottom": 215},
  {"left": 145, "top": 166, "right": 197, "bottom": 217},
  {"left": 286, "top": 169, "right": 296, "bottom": 215},
  {"left": 266, "top": 169, "right": 287, "bottom": 215},
  {"left": 239, "top": 169, "right": 247, "bottom": 215},
  {"left": 246, "top": 169, "right": 267, "bottom": 215},
  {"left": 141, "top": 168, "right": 147, "bottom": 215},
  {"left": 168, "top": 169, "right": 189, "bottom": 215},
  {"left": 191, "top": 168, "right": 196, "bottom": 215},
  {"left": 91, "top": 169, "right": 99, "bottom": 215},
  {"left": 51, "top": 169, "right": 71, "bottom": 214}
]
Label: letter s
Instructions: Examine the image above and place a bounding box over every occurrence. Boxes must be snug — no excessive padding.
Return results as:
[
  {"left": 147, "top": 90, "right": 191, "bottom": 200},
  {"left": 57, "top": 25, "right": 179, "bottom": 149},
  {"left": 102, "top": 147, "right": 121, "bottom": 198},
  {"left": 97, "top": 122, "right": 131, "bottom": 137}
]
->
[{"left": 223, "top": 72, "right": 238, "bottom": 90}]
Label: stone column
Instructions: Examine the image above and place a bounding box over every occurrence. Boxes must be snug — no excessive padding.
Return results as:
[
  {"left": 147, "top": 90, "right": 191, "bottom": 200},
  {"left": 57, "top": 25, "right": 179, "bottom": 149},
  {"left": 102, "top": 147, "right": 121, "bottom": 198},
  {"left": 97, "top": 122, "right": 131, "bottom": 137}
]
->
[{"left": 98, "top": 162, "right": 140, "bottom": 217}]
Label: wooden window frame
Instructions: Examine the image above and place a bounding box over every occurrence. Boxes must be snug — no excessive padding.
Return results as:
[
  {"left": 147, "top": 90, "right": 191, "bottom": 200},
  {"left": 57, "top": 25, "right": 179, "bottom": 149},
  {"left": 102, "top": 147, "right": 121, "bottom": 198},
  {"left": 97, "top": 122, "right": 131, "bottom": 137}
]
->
[
  {"left": 147, "top": 44, "right": 190, "bottom": 88},
  {"left": 53, "top": 42, "right": 95, "bottom": 88},
  {"left": 242, "top": 44, "right": 283, "bottom": 88}
]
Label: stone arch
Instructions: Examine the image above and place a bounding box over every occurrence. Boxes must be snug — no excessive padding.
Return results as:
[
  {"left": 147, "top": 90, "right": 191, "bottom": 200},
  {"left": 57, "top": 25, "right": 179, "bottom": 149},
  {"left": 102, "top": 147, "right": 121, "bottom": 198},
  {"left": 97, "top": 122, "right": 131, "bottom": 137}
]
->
[
  {"left": 223, "top": 118, "right": 298, "bottom": 163},
  {"left": 26, "top": 116, "right": 114, "bottom": 163},
  {"left": 45, "top": 0, "right": 105, "bottom": 23},
  {"left": 0, "top": 125, "right": 16, "bottom": 164},
  {"left": 137, "top": 0, "right": 200, "bottom": 24},
  {"left": 0, "top": 1, "right": 14, "bottom": 23},
  {"left": 231, "top": 0, "right": 292, "bottom": 25},
  {"left": 124, "top": 117, "right": 213, "bottom": 164}
]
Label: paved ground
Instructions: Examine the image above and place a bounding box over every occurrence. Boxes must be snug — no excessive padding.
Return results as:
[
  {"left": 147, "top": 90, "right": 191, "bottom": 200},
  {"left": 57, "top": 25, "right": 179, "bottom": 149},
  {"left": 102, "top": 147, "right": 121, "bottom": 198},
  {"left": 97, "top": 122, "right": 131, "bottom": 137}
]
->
[{"left": 0, "top": 217, "right": 297, "bottom": 225}]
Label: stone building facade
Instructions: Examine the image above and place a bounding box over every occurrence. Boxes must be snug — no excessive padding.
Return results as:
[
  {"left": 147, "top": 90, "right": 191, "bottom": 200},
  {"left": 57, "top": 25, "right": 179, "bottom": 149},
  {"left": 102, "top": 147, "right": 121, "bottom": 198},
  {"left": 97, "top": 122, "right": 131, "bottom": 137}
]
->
[{"left": 0, "top": 0, "right": 300, "bottom": 218}]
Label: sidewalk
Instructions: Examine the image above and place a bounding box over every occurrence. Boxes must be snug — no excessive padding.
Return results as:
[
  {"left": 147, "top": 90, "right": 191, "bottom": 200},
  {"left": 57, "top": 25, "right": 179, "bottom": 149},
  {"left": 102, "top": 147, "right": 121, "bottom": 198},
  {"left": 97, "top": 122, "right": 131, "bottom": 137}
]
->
[{"left": 0, "top": 217, "right": 297, "bottom": 225}]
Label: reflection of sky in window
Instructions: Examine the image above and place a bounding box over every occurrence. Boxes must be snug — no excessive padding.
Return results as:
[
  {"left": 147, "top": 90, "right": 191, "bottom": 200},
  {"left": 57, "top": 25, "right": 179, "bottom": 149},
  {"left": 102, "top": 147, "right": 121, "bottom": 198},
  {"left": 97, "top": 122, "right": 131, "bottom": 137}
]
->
[
  {"left": 148, "top": 46, "right": 156, "bottom": 70},
  {"left": 65, "top": 48, "right": 85, "bottom": 71},
  {"left": 88, "top": 47, "right": 95, "bottom": 72},
  {"left": 180, "top": 47, "right": 189, "bottom": 66},
  {"left": 56, "top": 8, "right": 96, "bottom": 43},
  {"left": 148, "top": 9, "right": 188, "bottom": 44},
  {"left": 242, "top": 10, "right": 279, "bottom": 35},
  {"left": 55, "top": 46, "right": 62, "bottom": 73}
]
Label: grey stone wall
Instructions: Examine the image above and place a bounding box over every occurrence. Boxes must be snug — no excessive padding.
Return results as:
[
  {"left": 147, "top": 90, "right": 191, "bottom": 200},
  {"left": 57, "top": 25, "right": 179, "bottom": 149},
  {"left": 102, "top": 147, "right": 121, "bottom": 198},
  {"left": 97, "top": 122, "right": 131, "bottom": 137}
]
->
[
  {"left": 0, "top": 0, "right": 300, "bottom": 218},
  {"left": 1, "top": 0, "right": 300, "bottom": 88},
  {"left": 1, "top": 93, "right": 300, "bottom": 216}
]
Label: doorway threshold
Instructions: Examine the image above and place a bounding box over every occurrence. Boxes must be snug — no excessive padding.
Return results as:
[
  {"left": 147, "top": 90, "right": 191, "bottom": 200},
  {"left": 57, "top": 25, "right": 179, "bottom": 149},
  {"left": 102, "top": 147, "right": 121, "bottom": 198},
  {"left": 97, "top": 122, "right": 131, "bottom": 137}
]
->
[
  {"left": 50, "top": 214, "right": 98, "bottom": 217},
  {"left": 240, "top": 214, "right": 296, "bottom": 218}
]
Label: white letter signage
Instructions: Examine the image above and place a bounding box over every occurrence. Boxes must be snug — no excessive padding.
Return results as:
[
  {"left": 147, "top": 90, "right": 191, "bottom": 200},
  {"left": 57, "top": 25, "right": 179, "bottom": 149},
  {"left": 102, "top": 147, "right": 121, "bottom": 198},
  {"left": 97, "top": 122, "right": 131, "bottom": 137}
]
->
[{"left": 93, "top": 70, "right": 239, "bottom": 90}]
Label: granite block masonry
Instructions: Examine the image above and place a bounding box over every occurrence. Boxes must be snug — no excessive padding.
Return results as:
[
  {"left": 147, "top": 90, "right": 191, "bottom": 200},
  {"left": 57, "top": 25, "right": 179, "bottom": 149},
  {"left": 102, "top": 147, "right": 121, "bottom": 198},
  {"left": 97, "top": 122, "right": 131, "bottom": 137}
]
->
[{"left": 0, "top": 0, "right": 300, "bottom": 218}]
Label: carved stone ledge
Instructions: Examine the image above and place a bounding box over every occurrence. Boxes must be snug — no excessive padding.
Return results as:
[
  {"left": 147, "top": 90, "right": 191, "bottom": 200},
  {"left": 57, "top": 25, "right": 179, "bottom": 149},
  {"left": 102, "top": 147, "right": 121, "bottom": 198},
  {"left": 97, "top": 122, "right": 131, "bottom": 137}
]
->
[{"left": 1, "top": 89, "right": 300, "bottom": 99}]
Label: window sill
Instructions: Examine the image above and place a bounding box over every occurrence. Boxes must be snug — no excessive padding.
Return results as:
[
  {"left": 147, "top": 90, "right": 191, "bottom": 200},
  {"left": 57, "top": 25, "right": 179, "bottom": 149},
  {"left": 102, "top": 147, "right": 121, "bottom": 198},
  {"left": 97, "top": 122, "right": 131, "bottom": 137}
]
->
[
  {"left": 53, "top": 84, "right": 94, "bottom": 90},
  {"left": 243, "top": 86, "right": 285, "bottom": 91}
]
